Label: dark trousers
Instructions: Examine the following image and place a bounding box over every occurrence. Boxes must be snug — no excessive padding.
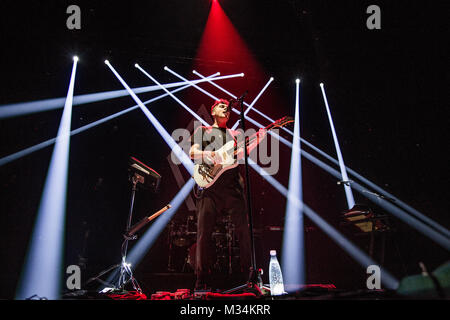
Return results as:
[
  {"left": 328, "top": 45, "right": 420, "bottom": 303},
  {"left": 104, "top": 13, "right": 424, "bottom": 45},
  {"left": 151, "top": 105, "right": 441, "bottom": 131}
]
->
[{"left": 195, "top": 181, "right": 251, "bottom": 286}]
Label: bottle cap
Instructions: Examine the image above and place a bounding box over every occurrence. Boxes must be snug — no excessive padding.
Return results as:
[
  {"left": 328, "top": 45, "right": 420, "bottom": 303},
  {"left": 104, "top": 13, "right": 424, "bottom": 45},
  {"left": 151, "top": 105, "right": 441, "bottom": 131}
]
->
[{"left": 270, "top": 250, "right": 276, "bottom": 256}]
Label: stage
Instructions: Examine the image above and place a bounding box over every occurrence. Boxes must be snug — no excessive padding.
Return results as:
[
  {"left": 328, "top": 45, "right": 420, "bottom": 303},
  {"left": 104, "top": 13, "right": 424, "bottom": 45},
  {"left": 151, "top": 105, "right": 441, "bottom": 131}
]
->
[{"left": 0, "top": 0, "right": 448, "bottom": 304}]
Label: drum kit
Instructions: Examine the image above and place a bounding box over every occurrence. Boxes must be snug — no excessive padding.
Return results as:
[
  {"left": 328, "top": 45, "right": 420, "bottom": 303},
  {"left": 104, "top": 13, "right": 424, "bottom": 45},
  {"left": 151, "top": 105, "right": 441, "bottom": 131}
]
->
[{"left": 167, "top": 214, "right": 241, "bottom": 274}]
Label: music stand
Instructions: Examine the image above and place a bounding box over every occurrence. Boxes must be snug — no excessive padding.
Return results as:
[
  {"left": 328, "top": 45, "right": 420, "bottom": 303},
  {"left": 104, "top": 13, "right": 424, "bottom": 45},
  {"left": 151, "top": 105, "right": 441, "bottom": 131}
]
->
[{"left": 89, "top": 156, "right": 161, "bottom": 293}]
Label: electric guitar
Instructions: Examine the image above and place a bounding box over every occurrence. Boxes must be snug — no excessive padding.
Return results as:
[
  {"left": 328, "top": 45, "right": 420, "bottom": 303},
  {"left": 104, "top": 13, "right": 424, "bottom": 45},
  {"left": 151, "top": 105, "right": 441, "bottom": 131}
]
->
[{"left": 192, "top": 116, "right": 294, "bottom": 188}]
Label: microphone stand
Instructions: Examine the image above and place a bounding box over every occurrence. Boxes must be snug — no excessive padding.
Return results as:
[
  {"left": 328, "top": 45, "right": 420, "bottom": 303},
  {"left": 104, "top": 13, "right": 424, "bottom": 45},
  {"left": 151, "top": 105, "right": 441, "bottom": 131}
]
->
[
  {"left": 85, "top": 173, "right": 142, "bottom": 293},
  {"left": 116, "top": 174, "right": 142, "bottom": 292},
  {"left": 222, "top": 92, "right": 263, "bottom": 295}
]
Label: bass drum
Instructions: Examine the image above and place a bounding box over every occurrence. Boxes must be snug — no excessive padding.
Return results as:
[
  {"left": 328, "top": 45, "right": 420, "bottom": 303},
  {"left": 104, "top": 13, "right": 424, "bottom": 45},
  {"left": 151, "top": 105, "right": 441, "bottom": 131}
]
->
[
  {"left": 169, "top": 221, "right": 196, "bottom": 248},
  {"left": 186, "top": 242, "right": 220, "bottom": 272}
]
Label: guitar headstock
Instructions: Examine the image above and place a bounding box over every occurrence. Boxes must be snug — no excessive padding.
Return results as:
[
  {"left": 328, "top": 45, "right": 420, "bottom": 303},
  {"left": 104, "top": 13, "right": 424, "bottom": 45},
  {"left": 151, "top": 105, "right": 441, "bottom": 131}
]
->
[{"left": 273, "top": 116, "right": 294, "bottom": 128}]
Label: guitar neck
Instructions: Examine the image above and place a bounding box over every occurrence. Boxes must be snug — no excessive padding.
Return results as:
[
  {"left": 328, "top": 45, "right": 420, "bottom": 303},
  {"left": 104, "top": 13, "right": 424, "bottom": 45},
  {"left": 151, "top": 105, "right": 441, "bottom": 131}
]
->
[
  {"left": 231, "top": 116, "right": 293, "bottom": 154},
  {"left": 233, "top": 123, "right": 277, "bottom": 152}
]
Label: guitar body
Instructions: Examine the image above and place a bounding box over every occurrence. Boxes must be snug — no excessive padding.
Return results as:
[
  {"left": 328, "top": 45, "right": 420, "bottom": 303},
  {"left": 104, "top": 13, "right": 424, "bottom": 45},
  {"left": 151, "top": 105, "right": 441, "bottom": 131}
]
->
[
  {"left": 193, "top": 140, "right": 238, "bottom": 188},
  {"left": 192, "top": 116, "right": 293, "bottom": 189}
]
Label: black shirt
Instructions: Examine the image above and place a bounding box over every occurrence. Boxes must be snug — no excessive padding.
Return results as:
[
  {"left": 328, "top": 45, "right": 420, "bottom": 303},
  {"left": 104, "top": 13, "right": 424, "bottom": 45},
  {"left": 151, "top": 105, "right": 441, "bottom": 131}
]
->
[{"left": 190, "top": 126, "right": 243, "bottom": 191}]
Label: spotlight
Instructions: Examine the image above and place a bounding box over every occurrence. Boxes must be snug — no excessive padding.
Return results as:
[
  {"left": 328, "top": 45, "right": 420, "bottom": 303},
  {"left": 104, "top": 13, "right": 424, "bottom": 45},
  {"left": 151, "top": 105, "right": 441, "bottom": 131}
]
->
[
  {"left": 320, "top": 83, "right": 355, "bottom": 209},
  {"left": 296, "top": 78, "right": 300, "bottom": 84},
  {"left": 236, "top": 75, "right": 275, "bottom": 123},
  {"left": 0, "top": 73, "right": 222, "bottom": 167},
  {"left": 104, "top": 60, "right": 109, "bottom": 64},
  {"left": 319, "top": 82, "right": 324, "bottom": 87},
  {"left": 105, "top": 61, "right": 195, "bottom": 173},
  {"left": 138, "top": 65, "right": 210, "bottom": 127},
  {"left": 164, "top": 66, "right": 168, "bottom": 71},
  {"left": 126, "top": 179, "right": 195, "bottom": 268},
  {"left": 134, "top": 63, "right": 139, "bottom": 68},
  {"left": 240, "top": 73, "right": 245, "bottom": 77},
  {"left": 16, "top": 57, "right": 78, "bottom": 300},
  {"left": 0, "top": 72, "right": 238, "bottom": 120},
  {"left": 191, "top": 70, "right": 450, "bottom": 244},
  {"left": 282, "top": 76, "right": 304, "bottom": 292},
  {"left": 270, "top": 77, "right": 274, "bottom": 81},
  {"left": 73, "top": 56, "right": 79, "bottom": 62}
]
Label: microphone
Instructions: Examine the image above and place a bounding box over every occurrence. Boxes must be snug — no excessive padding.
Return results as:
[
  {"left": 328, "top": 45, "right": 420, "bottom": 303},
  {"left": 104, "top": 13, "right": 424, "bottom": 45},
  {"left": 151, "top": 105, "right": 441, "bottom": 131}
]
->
[
  {"left": 362, "top": 190, "right": 396, "bottom": 202},
  {"left": 337, "top": 180, "right": 353, "bottom": 186},
  {"left": 228, "top": 98, "right": 237, "bottom": 109},
  {"left": 228, "top": 91, "right": 248, "bottom": 110},
  {"left": 237, "top": 90, "right": 248, "bottom": 102}
]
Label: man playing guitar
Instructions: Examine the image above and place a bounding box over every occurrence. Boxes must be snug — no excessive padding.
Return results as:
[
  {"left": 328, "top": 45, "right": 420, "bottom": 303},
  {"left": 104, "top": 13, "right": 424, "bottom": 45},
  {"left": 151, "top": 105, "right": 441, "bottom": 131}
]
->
[{"left": 189, "top": 98, "right": 267, "bottom": 290}]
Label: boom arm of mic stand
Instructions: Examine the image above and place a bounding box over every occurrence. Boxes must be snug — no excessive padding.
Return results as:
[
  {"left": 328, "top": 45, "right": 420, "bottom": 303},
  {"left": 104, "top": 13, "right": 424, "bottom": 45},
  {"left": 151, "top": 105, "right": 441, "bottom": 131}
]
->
[{"left": 125, "top": 204, "right": 172, "bottom": 238}]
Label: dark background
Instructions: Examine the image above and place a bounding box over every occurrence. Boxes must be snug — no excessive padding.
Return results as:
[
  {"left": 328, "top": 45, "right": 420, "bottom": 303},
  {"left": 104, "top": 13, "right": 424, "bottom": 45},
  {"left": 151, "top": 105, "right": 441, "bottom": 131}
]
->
[{"left": 0, "top": 0, "right": 448, "bottom": 298}]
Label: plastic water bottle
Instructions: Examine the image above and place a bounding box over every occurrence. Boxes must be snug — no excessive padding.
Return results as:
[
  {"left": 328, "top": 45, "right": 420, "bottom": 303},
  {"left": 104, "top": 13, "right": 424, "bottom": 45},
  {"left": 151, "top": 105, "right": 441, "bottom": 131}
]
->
[{"left": 269, "top": 250, "right": 285, "bottom": 296}]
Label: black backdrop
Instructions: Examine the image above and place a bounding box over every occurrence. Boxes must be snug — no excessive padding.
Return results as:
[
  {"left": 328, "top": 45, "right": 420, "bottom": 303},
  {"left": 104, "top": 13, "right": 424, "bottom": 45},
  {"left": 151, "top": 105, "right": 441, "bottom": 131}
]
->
[{"left": 0, "top": 0, "right": 448, "bottom": 298}]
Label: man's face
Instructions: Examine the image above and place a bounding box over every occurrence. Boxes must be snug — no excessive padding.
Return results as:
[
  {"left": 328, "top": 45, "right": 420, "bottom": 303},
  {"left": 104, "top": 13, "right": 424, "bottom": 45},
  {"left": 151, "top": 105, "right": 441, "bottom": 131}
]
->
[{"left": 212, "top": 102, "right": 230, "bottom": 121}]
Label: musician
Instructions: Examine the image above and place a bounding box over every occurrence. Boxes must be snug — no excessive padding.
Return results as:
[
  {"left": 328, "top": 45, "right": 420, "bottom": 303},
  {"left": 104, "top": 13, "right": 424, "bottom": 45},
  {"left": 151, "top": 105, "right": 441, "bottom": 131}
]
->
[{"left": 189, "top": 98, "right": 266, "bottom": 290}]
